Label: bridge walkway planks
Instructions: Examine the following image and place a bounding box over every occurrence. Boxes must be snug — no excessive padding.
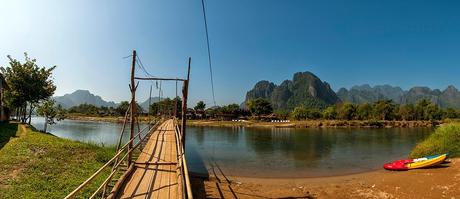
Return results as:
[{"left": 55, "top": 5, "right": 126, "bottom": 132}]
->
[{"left": 113, "top": 119, "right": 182, "bottom": 199}]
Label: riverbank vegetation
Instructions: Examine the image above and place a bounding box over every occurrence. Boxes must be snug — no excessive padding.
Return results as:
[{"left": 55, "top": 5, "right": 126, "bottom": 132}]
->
[
  {"left": 410, "top": 123, "right": 460, "bottom": 158},
  {"left": 193, "top": 98, "right": 460, "bottom": 122},
  {"left": 1, "top": 53, "right": 56, "bottom": 124},
  {"left": 60, "top": 97, "right": 460, "bottom": 128},
  {"left": 0, "top": 122, "right": 114, "bottom": 198},
  {"left": 188, "top": 119, "right": 441, "bottom": 128}
]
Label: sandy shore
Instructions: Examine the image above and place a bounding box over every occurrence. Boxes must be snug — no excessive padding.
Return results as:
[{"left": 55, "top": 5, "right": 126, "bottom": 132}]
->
[
  {"left": 66, "top": 115, "right": 153, "bottom": 123},
  {"left": 191, "top": 158, "right": 460, "bottom": 198},
  {"left": 65, "top": 115, "right": 444, "bottom": 128}
]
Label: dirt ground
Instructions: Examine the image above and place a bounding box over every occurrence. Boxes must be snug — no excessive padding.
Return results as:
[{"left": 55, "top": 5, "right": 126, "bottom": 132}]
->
[{"left": 191, "top": 158, "right": 460, "bottom": 199}]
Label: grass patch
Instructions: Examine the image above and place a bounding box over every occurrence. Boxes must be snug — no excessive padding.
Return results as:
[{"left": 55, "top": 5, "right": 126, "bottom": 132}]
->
[
  {"left": 0, "top": 123, "right": 115, "bottom": 198},
  {"left": 410, "top": 123, "right": 460, "bottom": 158}
]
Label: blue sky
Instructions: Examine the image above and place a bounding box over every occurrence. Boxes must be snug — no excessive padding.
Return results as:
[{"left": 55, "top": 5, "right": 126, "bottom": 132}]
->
[{"left": 1, "top": 0, "right": 460, "bottom": 106}]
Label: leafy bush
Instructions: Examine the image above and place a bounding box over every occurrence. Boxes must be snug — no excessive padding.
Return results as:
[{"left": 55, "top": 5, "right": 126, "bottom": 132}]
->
[{"left": 410, "top": 123, "right": 460, "bottom": 158}]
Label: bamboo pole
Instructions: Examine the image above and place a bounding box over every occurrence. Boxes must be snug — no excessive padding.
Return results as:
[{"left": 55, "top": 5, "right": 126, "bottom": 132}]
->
[
  {"left": 181, "top": 57, "right": 191, "bottom": 147},
  {"left": 128, "top": 50, "right": 137, "bottom": 167}
]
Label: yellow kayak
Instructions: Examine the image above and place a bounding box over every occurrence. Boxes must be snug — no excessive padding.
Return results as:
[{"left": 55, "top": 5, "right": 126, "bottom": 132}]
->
[
  {"left": 406, "top": 153, "right": 448, "bottom": 169},
  {"left": 384, "top": 153, "right": 448, "bottom": 171}
]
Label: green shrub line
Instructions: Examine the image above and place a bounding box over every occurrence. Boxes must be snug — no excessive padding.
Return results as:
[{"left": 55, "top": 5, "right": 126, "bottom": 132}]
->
[{"left": 410, "top": 123, "right": 460, "bottom": 158}]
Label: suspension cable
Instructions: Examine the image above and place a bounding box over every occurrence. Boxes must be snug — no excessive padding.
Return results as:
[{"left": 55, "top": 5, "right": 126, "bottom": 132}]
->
[{"left": 201, "top": 0, "right": 217, "bottom": 107}]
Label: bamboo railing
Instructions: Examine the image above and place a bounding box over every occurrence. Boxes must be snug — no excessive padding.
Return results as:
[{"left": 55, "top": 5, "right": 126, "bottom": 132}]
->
[{"left": 64, "top": 119, "right": 161, "bottom": 199}]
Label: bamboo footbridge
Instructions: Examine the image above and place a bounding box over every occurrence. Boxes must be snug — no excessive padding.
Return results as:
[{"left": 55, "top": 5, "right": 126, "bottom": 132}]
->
[{"left": 65, "top": 50, "right": 193, "bottom": 199}]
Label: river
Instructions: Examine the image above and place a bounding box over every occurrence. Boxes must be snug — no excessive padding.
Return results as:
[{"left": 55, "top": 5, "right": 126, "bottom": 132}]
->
[{"left": 31, "top": 117, "right": 431, "bottom": 178}]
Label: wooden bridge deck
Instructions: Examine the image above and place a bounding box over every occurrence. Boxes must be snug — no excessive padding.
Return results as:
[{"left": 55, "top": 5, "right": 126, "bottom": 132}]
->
[{"left": 113, "top": 119, "right": 183, "bottom": 199}]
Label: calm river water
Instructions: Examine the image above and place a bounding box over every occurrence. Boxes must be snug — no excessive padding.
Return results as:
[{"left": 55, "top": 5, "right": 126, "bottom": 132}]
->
[{"left": 31, "top": 117, "right": 431, "bottom": 178}]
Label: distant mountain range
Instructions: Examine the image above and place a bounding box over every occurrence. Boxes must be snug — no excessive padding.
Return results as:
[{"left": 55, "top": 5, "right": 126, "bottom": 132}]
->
[
  {"left": 337, "top": 84, "right": 460, "bottom": 108},
  {"left": 244, "top": 72, "right": 340, "bottom": 110},
  {"left": 53, "top": 90, "right": 159, "bottom": 111},
  {"left": 59, "top": 73, "right": 460, "bottom": 112},
  {"left": 54, "top": 90, "right": 118, "bottom": 108},
  {"left": 245, "top": 71, "right": 460, "bottom": 110}
]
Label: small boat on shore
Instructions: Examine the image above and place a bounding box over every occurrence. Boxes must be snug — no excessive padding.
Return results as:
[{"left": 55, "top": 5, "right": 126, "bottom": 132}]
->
[{"left": 384, "top": 153, "right": 448, "bottom": 171}]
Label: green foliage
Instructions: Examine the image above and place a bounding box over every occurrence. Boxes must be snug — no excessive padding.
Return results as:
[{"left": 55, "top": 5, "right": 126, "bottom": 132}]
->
[
  {"left": 373, "top": 100, "right": 396, "bottom": 120},
  {"left": 116, "top": 101, "right": 130, "bottom": 115},
  {"left": 219, "top": 104, "right": 240, "bottom": 115},
  {"left": 290, "top": 106, "right": 321, "bottom": 120},
  {"left": 69, "top": 103, "right": 100, "bottom": 115},
  {"left": 36, "top": 99, "right": 66, "bottom": 132},
  {"left": 398, "top": 104, "right": 416, "bottom": 121},
  {"left": 322, "top": 106, "right": 337, "bottom": 119},
  {"left": 444, "top": 108, "right": 459, "bottom": 119},
  {"left": 337, "top": 103, "right": 356, "bottom": 120},
  {"left": 0, "top": 124, "right": 114, "bottom": 198},
  {"left": 274, "top": 109, "right": 290, "bottom": 120},
  {"left": 356, "top": 103, "right": 372, "bottom": 120},
  {"left": 286, "top": 97, "right": 329, "bottom": 111},
  {"left": 290, "top": 98, "right": 457, "bottom": 121},
  {"left": 194, "top": 101, "right": 206, "bottom": 112},
  {"left": 149, "top": 97, "right": 182, "bottom": 116},
  {"left": 410, "top": 123, "right": 460, "bottom": 158},
  {"left": 201, "top": 104, "right": 248, "bottom": 119},
  {"left": 414, "top": 99, "right": 443, "bottom": 120},
  {"left": 426, "top": 103, "right": 443, "bottom": 120},
  {"left": 246, "top": 98, "right": 273, "bottom": 116},
  {"left": 1, "top": 53, "right": 56, "bottom": 122},
  {"left": 67, "top": 101, "right": 144, "bottom": 117}
]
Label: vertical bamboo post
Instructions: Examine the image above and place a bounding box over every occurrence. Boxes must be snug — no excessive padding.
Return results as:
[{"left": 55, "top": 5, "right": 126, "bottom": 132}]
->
[
  {"left": 128, "top": 50, "right": 137, "bottom": 166},
  {"left": 148, "top": 84, "right": 152, "bottom": 115},
  {"left": 174, "top": 80, "right": 178, "bottom": 118},
  {"left": 181, "top": 57, "right": 191, "bottom": 148}
]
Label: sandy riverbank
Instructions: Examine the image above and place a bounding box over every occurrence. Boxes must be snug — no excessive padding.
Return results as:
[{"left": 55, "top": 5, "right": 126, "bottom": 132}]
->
[
  {"left": 67, "top": 115, "right": 153, "bottom": 123},
  {"left": 66, "top": 116, "right": 444, "bottom": 128},
  {"left": 191, "top": 158, "right": 460, "bottom": 198}
]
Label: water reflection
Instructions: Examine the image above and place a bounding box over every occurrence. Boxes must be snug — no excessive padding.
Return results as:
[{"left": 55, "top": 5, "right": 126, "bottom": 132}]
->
[
  {"left": 31, "top": 117, "right": 147, "bottom": 146},
  {"left": 186, "top": 126, "right": 432, "bottom": 178}
]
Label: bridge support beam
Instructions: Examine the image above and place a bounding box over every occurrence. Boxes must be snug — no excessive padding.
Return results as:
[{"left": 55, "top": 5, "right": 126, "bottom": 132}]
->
[
  {"left": 128, "top": 50, "right": 137, "bottom": 167},
  {"left": 181, "top": 57, "right": 191, "bottom": 149}
]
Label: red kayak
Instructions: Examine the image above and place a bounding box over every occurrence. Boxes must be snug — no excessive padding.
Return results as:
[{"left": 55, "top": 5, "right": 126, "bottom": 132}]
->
[
  {"left": 383, "top": 159, "right": 412, "bottom": 170},
  {"left": 384, "top": 153, "right": 448, "bottom": 171}
]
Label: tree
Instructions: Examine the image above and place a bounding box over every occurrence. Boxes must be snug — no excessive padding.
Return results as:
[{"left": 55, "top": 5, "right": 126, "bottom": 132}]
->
[
  {"left": 373, "top": 100, "right": 396, "bottom": 120},
  {"left": 337, "top": 103, "right": 356, "bottom": 120},
  {"left": 274, "top": 109, "right": 290, "bottom": 120},
  {"left": 415, "top": 99, "right": 431, "bottom": 120},
  {"left": 398, "top": 104, "right": 416, "bottom": 121},
  {"left": 426, "top": 103, "right": 443, "bottom": 120},
  {"left": 36, "top": 99, "right": 66, "bottom": 132},
  {"left": 68, "top": 104, "right": 99, "bottom": 115},
  {"left": 356, "top": 103, "right": 373, "bottom": 120},
  {"left": 291, "top": 107, "right": 308, "bottom": 120},
  {"left": 291, "top": 106, "right": 321, "bottom": 120},
  {"left": 220, "top": 104, "right": 240, "bottom": 114},
  {"left": 116, "top": 101, "right": 130, "bottom": 116},
  {"left": 114, "top": 101, "right": 144, "bottom": 116},
  {"left": 1, "top": 53, "right": 56, "bottom": 123},
  {"left": 194, "top": 101, "right": 206, "bottom": 112},
  {"left": 246, "top": 98, "right": 273, "bottom": 117},
  {"left": 444, "top": 108, "right": 459, "bottom": 119},
  {"left": 149, "top": 97, "right": 182, "bottom": 116},
  {"left": 322, "top": 106, "right": 337, "bottom": 120}
]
